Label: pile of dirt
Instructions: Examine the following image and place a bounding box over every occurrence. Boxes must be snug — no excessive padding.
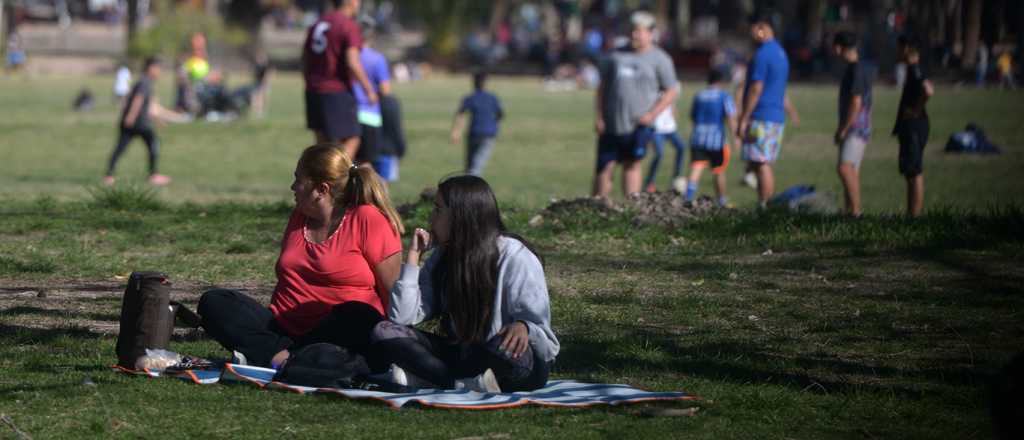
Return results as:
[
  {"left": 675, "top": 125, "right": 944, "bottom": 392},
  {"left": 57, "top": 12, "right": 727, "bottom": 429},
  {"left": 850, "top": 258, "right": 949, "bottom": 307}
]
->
[
  {"left": 624, "top": 192, "right": 723, "bottom": 227},
  {"left": 534, "top": 192, "right": 729, "bottom": 228}
]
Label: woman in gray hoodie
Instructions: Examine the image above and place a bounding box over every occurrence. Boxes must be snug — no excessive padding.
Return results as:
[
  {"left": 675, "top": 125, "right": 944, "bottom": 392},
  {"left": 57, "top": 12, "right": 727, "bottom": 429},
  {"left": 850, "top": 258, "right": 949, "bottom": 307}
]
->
[{"left": 370, "top": 175, "right": 558, "bottom": 392}]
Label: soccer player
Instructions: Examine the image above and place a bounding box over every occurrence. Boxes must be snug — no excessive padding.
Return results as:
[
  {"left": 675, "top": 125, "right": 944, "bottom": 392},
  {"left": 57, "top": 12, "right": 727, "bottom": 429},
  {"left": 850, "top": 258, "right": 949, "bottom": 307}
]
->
[
  {"left": 451, "top": 72, "right": 504, "bottom": 177},
  {"left": 684, "top": 68, "right": 737, "bottom": 207},
  {"left": 302, "top": 0, "right": 376, "bottom": 160}
]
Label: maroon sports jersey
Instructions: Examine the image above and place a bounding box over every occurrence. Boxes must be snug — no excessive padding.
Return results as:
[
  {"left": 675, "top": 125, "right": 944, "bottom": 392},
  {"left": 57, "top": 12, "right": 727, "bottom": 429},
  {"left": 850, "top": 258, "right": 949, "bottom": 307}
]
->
[{"left": 302, "top": 12, "right": 363, "bottom": 93}]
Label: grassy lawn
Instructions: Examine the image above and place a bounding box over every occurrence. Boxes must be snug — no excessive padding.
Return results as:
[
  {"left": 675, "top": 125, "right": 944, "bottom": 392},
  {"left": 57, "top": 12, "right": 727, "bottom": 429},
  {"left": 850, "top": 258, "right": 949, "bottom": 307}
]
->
[{"left": 1, "top": 73, "right": 1023, "bottom": 439}]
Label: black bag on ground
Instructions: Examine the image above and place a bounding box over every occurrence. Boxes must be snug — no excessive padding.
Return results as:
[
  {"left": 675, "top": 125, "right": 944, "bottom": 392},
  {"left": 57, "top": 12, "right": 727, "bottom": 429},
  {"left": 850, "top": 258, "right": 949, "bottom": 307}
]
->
[
  {"left": 273, "top": 343, "right": 370, "bottom": 388},
  {"left": 272, "top": 343, "right": 411, "bottom": 392},
  {"left": 115, "top": 271, "right": 174, "bottom": 368}
]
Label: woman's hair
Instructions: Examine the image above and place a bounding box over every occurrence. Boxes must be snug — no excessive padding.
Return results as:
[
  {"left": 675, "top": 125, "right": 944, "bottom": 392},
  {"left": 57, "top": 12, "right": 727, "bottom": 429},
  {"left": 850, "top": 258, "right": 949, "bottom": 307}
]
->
[
  {"left": 297, "top": 144, "right": 404, "bottom": 234},
  {"left": 433, "top": 175, "right": 539, "bottom": 343}
]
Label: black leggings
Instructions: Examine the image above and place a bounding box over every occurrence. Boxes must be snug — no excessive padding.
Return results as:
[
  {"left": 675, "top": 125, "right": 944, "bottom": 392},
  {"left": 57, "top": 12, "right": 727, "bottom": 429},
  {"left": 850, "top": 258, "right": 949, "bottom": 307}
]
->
[
  {"left": 197, "top": 289, "right": 383, "bottom": 368},
  {"left": 106, "top": 127, "right": 159, "bottom": 176},
  {"left": 369, "top": 321, "right": 550, "bottom": 392}
]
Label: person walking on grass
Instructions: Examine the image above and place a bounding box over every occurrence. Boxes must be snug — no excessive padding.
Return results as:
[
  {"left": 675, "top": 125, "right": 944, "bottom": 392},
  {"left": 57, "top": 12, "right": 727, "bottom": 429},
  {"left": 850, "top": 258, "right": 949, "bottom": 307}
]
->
[
  {"left": 302, "top": 0, "right": 377, "bottom": 161},
  {"left": 451, "top": 72, "right": 504, "bottom": 177},
  {"left": 683, "top": 68, "right": 737, "bottom": 207},
  {"left": 642, "top": 93, "right": 687, "bottom": 193},
  {"left": 104, "top": 57, "right": 187, "bottom": 186},
  {"left": 736, "top": 12, "right": 790, "bottom": 209},
  {"left": 893, "top": 34, "right": 934, "bottom": 218},
  {"left": 593, "top": 11, "right": 679, "bottom": 198},
  {"left": 997, "top": 51, "right": 1016, "bottom": 90},
  {"left": 833, "top": 32, "right": 876, "bottom": 218},
  {"left": 370, "top": 175, "right": 558, "bottom": 393}
]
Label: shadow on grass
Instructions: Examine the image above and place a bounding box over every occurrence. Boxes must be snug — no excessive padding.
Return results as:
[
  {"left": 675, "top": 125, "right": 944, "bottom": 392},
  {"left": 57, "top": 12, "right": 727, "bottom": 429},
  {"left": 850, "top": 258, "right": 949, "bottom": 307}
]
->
[
  {"left": 0, "top": 323, "right": 102, "bottom": 344},
  {"left": 556, "top": 329, "right": 988, "bottom": 398},
  {"left": 2, "top": 305, "right": 120, "bottom": 323}
]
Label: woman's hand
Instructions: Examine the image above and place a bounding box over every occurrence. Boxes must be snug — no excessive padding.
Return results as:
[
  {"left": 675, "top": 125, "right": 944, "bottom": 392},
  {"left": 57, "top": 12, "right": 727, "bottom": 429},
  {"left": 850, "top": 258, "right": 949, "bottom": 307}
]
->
[
  {"left": 497, "top": 321, "right": 529, "bottom": 359},
  {"left": 406, "top": 228, "right": 431, "bottom": 265}
]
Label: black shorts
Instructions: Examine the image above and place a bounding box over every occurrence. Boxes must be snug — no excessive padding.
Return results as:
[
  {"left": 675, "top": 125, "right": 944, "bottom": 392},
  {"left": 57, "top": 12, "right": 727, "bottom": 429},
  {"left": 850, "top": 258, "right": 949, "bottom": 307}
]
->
[
  {"left": 596, "top": 127, "right": 650, "bottom": 172},
  {"left": 691, "top": 148, "right": 725, "bottom": 168},
  {"left": 897, "top": 118, "right": 929, "bottom": 177},
  {"left": 305, "top": 90, "right": 360, "bottom": 141},
  {"left": 355, "top": 124, "right": 380, "bottom": 164}
]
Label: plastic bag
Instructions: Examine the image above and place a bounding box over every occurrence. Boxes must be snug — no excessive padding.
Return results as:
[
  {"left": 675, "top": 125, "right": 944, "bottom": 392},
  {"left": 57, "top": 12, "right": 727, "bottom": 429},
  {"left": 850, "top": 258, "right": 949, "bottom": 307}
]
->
[{"left": 134, "top": 348, "right": 182, "bottom": 371}]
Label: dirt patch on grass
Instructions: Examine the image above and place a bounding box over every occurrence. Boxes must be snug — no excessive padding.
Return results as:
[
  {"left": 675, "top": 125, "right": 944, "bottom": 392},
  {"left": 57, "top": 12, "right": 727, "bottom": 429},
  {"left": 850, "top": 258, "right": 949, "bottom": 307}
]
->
[{"left": 534, "top": 193, "right": 729, "bottom": 228}]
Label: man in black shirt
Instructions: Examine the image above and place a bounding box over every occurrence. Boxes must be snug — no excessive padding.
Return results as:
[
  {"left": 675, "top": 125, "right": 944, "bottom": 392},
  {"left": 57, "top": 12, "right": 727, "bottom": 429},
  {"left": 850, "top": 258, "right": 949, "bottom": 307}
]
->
[
  {"left": 892, "top": 35, "right": 934, "bottom": 217},
  {"left": 104, "top": 57, "right": 183, "bottom": 186},
  {"left": 833, "top": 32, "right": 875, "bottom": 217}
]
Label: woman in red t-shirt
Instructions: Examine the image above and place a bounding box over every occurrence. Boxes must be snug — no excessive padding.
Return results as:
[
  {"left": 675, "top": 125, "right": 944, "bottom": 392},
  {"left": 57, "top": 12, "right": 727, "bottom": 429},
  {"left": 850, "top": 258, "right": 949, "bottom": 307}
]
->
[{"left": 198, "top": 144, "right": 403, "bottom": 368}]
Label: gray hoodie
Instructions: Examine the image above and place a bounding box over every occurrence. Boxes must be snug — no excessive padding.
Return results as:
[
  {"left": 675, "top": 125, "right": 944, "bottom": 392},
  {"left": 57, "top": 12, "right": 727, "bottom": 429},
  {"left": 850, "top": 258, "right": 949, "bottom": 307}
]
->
[{"left": 388, "top": 236, "right": 560, "bottom": 363}]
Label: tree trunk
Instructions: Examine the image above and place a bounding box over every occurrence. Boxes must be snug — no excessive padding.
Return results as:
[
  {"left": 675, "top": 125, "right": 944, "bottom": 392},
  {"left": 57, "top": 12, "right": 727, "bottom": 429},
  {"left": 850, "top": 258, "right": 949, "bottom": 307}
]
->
[
  {"left": 415, "top": 0, "right": 474, "bottom": 64},
  {"left": 126, "top": 0, "right": 139, "bottom": 58},
  {"left": 226, "top": 0, "right": 264, "bottom": 55},
  {"left": 963, "top": 0, "right": 982, "bottom": 69},
  {"left": 806, "top": 0, "right": 825, "bottom": 49},
  {"left": 0, "top": 0, "right": 6, "bottom": 61}
]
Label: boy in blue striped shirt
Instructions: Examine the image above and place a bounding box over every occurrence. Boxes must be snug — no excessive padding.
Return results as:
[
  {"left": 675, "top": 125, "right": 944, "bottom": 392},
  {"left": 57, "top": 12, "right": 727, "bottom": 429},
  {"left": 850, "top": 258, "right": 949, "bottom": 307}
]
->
[{"left": 683, "top": 68, "right": 738, "bottom": 206}]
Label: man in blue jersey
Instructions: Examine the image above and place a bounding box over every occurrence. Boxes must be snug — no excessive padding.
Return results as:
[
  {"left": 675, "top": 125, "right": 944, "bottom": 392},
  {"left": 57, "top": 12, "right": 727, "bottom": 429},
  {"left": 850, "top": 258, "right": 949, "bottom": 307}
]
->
[{"left": 736, "top": 12, "right": 790, "bottom": 208}]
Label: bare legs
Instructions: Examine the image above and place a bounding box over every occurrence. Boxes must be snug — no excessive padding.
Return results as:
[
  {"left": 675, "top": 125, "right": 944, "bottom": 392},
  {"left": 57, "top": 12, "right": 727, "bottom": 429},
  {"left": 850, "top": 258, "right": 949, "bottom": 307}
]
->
[
  {"left": 592, "top": 159, "right": 642, "bottom": 198},
  {"left": 837, "top": 162, "right": 862, "bottom": 216},
  {"left": 906, "top": 174, "right": 924, "bottom": 217}
]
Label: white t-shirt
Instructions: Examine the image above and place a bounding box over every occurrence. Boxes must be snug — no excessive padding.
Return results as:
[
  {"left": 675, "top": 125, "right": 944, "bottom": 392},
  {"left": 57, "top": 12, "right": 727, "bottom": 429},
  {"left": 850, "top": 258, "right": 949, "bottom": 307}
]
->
[
  {"left": 654, "top": 105, "right": 677, "bottom": 134},
  {"left": 114, "top": 67, "right": 132, "bottom": 97}
]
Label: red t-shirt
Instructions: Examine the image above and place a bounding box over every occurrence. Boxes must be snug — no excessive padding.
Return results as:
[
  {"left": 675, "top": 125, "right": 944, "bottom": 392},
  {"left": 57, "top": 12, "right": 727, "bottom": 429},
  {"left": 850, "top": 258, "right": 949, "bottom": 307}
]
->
[
  {"left": 302, "top": 12, "right": 363, "bottom": 93},
  {"left": 269, "top": 205, "right": 401, "bottom": 337}
]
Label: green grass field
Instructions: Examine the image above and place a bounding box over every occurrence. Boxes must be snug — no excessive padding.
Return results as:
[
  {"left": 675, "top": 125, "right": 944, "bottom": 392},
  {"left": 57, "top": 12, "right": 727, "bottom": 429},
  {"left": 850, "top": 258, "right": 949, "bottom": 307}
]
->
[
  {"left": 2, "top": 73, "right": 1023, "bottom": 210},
  {"left": 1, "top": 73, "right": 1023, "bottom": 439}
]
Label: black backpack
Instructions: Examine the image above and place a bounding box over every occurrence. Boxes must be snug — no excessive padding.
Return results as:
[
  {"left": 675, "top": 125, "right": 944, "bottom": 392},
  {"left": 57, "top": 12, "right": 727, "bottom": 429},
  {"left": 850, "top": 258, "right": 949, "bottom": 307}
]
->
[
  {"left": 273, "top": 343, "right": 411, "bottom": 392},
  {"left": 115, "top": 272, "right": 176, "bottom": 368}
]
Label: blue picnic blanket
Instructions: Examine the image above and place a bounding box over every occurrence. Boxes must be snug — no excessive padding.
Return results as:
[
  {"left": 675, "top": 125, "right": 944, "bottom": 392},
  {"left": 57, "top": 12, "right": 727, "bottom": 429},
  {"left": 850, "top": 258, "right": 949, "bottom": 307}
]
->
[{"left": 115, "top": 364, "right": 696, "bottom": 410}]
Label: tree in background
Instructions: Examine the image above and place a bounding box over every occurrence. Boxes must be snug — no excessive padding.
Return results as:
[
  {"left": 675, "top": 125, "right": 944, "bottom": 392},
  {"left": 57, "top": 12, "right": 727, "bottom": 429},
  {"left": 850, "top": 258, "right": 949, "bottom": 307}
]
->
[
  {"left": 128, "top": 0, "right": 248, "bottom": 61},
  {"left": 400, "top": 0, "right": 490, "bottom": 63}
]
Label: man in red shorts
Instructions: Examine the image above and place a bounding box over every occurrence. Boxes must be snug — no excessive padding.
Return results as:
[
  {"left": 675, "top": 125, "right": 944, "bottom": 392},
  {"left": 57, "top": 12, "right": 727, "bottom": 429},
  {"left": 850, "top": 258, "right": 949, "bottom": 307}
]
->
[{"left": 302, "top": 0, "right": 377, "bottom": 161}]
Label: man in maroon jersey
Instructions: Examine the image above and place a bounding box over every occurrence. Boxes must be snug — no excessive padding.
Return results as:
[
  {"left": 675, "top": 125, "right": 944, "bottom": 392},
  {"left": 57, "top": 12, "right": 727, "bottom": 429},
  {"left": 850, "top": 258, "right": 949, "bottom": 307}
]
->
[{"left": 302, "top": 0, "right": 377, "bottom": 161}]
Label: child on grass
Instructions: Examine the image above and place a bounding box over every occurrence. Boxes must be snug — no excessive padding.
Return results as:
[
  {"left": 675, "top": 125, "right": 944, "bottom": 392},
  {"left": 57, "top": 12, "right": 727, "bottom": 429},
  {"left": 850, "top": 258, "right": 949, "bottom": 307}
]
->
[
  {"left": 104, "top": 57, "right": 188, "bottom": 186},
  {"left": 683, "top": 68, "right": 737, "bottom": 207},
  {"left": 451, "top": 73, "right": 504, "bottom": 177},
  {"left": 642, "top": 95, "right": 687, "bottom": 193},
  {"left": 892, "top": 34, "right": 934, "bottom": 218}
]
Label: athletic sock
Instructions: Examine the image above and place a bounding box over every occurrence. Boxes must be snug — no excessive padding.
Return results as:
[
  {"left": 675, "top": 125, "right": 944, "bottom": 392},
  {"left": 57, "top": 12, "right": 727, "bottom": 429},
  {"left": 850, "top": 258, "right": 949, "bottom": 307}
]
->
[
  {"left": 718, "top": 196, "right": 728, "bottom": 206},
  {"left": 685, "top": 182, "right": 698, "bottom": 202}
]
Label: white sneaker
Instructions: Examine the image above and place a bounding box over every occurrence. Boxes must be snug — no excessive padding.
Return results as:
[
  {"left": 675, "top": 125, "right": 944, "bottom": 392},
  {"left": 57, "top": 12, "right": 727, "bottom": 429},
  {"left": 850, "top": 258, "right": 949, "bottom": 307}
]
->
[
  {"left": 230, "top": 350, "right": 248, "bottom": 366},
  {"left": 454, "top": 368, "right": 501, "bottom": 393},
  {"left": 671, "top": 176, "right": 688, "bottom": 194},
  {"left": 742, "top": 171, "right": 758, "bottom": 189},
  {"left": 389, "top": 364, "right": 408, "bottom": 386}
]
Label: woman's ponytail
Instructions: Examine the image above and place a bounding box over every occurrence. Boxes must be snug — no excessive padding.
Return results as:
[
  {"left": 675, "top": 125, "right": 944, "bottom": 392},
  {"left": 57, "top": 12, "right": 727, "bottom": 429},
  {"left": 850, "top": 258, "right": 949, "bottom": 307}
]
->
[{"left": 344, "top": 164, "right": 405, "bottom": 235}]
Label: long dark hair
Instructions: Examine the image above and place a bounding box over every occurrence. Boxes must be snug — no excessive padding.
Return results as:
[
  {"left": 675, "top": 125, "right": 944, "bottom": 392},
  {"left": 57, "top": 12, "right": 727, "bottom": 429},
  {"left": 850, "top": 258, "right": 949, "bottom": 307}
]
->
[{"left": 433, "top": 175, "right": 538, "bottom": 343}]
